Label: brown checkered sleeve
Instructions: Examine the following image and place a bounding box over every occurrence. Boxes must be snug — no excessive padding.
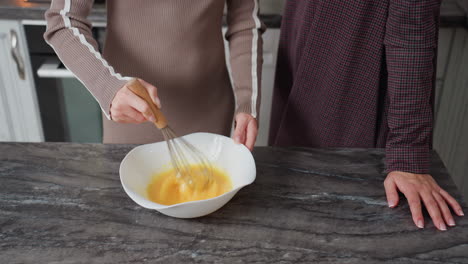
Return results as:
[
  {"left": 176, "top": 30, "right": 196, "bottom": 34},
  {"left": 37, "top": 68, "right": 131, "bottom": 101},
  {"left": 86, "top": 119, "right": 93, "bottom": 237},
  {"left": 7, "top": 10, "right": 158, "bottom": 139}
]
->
[{"left": 384, "top": 0, "right": 440, "bottom": 174}]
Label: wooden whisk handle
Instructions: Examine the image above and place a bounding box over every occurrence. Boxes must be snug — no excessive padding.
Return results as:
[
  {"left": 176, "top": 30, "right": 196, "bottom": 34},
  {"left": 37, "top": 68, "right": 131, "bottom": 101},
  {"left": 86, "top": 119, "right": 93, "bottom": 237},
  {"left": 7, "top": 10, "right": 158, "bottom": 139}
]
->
[{"left": 126, "top": 79, "right": 168, "bottom": 129}]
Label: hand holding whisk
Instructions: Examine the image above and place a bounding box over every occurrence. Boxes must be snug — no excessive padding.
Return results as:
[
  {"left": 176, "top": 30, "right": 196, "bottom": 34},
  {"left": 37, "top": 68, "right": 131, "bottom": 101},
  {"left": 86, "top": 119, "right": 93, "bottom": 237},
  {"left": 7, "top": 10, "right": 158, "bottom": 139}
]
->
[{"left": 126, "top": 79, "right": 213, "bottom": 189}]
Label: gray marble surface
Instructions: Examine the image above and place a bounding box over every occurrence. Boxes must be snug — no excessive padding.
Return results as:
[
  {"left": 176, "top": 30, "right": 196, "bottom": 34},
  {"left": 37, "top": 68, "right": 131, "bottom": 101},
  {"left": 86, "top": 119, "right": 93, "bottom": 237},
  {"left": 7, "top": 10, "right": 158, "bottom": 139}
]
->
[
  {"left": 0, "top": 143, "right": 467, "bottom": 263},
  {"left": 0, "top": 0, "right": 467, "bottom": 28}
]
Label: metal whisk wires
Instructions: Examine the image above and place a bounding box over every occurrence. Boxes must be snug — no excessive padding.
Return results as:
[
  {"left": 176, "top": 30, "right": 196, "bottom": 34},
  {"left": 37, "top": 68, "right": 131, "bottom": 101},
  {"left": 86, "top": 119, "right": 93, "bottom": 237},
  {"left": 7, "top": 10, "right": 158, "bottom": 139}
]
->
[{"left": 161, "top": 127, "right": 213, "bottom": 188}]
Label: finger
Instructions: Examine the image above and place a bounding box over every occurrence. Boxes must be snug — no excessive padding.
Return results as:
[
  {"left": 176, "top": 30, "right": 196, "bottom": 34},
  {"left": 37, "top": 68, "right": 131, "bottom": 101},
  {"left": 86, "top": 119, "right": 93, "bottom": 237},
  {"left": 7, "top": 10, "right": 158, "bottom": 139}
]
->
[
  {"left": 118, "top": 108, "right": 147, "bottom": 124},
  {"left": 233, "top": 115, "right": 248, "bottom": 145},
  {"left": 112, "top": 114, "right": 136, "bottom": 124},
  {"left": 420, "top": 191, "right": 446, "bottom": 231},
  {"left": 433, "top": 191, "right": 455, "bottom": 227},
  {"left": 114, "top": 116, "right": 137, "bottom": 124},
  {"left": 245, "top": 119, "right": 258, "bottom": 151},
  {"left": 109, "top": 107, "right": 127, "bottom": 123},
  {"left": 402, "top": 190, "right": 424, "bottom": 229},
  {"left": 126, "top": 109, "right": 147, "bottom": 124},
  {"left": 439, "top": 189, "right": 464, "bottom": 216},
  {"left": 138, "top": 79, "right": 161, "bottom": 109},
  {"left": 384, "top": 177, "right": 399, "bottom": 208},
  {"left": 126, "top": 90, "right": 156, "bottom": 122}
]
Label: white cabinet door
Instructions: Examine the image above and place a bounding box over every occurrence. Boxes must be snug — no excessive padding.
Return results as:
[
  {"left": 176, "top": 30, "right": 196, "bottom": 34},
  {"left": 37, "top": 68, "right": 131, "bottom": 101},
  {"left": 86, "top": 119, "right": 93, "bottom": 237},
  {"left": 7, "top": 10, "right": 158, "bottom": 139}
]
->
[{"left": 0, "top": 20, "right": 43, "bottom": 142}]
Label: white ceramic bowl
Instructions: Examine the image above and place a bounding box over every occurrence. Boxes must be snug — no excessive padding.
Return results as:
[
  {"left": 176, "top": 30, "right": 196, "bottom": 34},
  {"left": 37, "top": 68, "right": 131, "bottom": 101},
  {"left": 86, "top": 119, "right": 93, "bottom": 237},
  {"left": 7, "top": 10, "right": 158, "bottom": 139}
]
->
[{"left": 119, "top": 132, "right": 256, "bottom": 218}]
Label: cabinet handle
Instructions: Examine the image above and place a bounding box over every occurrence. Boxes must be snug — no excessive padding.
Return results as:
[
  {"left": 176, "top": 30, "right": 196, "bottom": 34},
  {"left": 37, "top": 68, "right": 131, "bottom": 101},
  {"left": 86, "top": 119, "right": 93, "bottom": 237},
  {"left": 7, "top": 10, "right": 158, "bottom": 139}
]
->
[{"left": 10, "top": 30, "right": 26, "bottom": 80}]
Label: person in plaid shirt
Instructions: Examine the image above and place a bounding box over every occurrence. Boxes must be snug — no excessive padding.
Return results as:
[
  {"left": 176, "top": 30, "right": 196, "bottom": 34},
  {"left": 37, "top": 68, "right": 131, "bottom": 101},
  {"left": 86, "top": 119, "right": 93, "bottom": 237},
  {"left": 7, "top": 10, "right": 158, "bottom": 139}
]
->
[{"left": 269, "top": 0, "right": 464, "bottom": 230}]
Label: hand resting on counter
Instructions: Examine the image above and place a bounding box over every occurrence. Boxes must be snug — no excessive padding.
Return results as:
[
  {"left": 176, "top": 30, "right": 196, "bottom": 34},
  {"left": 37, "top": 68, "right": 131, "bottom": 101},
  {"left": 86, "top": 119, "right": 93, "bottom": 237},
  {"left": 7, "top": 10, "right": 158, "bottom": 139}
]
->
[{"left": 385, "top": 171, "right": 464, "bottom": 231}]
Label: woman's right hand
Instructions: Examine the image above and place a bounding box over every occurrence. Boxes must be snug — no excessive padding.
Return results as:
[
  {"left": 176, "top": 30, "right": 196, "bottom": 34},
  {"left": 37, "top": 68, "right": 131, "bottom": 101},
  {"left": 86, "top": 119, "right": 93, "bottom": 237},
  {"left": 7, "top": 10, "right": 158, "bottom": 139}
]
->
[{"left": 110, "top": 79, "right": 162, "bottom": 124}]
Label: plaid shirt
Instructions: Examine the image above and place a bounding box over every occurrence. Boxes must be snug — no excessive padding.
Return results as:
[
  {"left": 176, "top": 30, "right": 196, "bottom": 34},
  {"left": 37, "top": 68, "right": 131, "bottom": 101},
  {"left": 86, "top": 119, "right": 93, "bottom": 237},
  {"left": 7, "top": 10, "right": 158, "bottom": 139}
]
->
[{"left": 269, "top": 0, "right": 440, "bottom": 174}]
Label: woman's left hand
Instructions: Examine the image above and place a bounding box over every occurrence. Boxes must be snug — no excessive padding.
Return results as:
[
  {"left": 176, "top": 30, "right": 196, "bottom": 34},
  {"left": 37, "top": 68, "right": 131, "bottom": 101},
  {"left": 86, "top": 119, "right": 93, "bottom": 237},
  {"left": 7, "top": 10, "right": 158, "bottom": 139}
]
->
[
  {"left": 384, "top": 171, "right": 464, "bottom": 230},
  {"left": 233, "top": 113, "right": 258, "bottom": 151}
]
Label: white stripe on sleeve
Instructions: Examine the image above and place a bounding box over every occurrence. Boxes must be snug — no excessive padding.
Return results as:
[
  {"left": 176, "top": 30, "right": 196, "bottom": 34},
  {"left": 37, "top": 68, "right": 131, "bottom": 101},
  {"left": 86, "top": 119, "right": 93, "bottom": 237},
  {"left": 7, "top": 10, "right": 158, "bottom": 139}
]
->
[{"left": 250, "top": 0, "right": 261, "bottom": 118}]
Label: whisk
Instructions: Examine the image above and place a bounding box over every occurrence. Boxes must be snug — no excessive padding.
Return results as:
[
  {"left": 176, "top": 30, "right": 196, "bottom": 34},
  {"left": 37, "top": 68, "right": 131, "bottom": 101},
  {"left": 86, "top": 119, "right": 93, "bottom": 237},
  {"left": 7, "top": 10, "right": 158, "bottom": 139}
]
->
[{"left": 127, "top": 79, "right": 213, "bottom": 188}]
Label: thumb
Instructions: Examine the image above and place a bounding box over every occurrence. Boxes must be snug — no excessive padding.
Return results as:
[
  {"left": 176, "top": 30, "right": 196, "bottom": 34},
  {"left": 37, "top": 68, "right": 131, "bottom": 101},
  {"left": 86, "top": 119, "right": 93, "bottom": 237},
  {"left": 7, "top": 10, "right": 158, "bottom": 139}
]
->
[{"left": 233, "top": 115, "right": 248, "bottom": 145}]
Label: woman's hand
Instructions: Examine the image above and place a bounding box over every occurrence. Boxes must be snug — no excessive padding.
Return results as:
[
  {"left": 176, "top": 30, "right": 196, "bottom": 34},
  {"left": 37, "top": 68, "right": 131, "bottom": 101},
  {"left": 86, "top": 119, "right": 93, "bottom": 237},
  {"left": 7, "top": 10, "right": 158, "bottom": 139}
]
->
[
  {"left": 384, "top": 171, "right": 464, "bottom": 231},
  {"left": 233, "top": 113, "right": 258, "bottom": 151},
  {"left": 110, "top": 79, "right": 161, "bottom": 124}
]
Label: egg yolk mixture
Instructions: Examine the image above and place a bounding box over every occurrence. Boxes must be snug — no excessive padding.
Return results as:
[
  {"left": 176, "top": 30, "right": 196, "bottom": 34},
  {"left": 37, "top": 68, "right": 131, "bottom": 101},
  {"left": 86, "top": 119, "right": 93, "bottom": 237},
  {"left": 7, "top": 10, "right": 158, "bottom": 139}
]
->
[{"left": 147, "top": 165, "right": 232, "bottom": 205}]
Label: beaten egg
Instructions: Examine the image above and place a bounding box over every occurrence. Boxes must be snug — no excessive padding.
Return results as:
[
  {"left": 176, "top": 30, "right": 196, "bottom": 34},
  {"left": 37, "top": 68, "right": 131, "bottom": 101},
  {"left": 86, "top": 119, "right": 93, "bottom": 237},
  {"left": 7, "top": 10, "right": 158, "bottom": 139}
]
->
[{"left": 147, "top": 165, "right": 232, "bottom": 205}]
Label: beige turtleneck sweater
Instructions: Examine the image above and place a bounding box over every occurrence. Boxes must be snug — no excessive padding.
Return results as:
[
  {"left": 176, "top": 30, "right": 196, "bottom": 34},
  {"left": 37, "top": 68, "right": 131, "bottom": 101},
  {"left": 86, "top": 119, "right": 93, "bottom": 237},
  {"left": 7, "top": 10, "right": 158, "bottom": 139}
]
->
[{"left": 44, "top": 0, "right": 265, "bottom": 144}]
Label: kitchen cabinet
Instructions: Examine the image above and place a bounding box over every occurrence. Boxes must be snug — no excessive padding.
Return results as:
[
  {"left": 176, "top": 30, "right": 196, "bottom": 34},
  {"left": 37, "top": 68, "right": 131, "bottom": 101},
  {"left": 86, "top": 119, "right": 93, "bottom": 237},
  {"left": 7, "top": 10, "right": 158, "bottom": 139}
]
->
[{"left": 0, "top": 19, "right": 43, "bottom": 142}]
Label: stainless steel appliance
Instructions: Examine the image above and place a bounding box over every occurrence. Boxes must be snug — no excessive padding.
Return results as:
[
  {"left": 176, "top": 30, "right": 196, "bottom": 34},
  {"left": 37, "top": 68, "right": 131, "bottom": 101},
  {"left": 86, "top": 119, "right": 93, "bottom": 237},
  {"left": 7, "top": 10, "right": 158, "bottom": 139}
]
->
[{"left": 24, "top": 24, "right": 106, "bottom": 142}]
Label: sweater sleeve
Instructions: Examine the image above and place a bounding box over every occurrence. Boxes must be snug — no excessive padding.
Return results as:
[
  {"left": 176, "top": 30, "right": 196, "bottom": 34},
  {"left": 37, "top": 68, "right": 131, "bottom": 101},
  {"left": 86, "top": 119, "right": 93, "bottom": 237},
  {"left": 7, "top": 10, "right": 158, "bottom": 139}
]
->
[
  {"left": 225, "top": 0, "right": 266, "bottom": 119},
  {"left": 44, "top": 0, "right": 131, "bottom": 120},
  {"left": 384, "top": 0, "right": 440, "bottom": 174}
]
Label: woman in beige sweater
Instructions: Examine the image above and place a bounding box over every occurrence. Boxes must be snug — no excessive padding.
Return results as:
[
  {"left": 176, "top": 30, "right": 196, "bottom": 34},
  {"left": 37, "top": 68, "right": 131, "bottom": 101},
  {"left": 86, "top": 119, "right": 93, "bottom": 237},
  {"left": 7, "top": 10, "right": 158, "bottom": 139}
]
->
[{"left": 44, "top": 0, "right": 265, "bottom": 149}]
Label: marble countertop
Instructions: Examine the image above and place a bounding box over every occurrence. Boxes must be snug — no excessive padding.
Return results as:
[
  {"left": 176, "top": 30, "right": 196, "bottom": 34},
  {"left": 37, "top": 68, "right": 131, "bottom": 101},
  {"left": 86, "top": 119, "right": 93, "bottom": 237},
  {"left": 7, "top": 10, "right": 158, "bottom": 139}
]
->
[
  {"left": 0, "top": 0, "right": 467, "bottom": 28},
  {"left": 1, "top": 142, "right": 467, "bottom": 263}
]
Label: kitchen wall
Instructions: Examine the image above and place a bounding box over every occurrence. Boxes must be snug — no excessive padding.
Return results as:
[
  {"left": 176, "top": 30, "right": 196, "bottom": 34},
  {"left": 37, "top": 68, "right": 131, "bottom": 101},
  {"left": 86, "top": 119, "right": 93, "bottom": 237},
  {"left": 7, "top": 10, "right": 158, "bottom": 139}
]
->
[
  {"left": 259, "top": 0, "right": 284, "bottom": 14},
  {"left": 434, "top": 27, "right": 468, "bottom": 200}
]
